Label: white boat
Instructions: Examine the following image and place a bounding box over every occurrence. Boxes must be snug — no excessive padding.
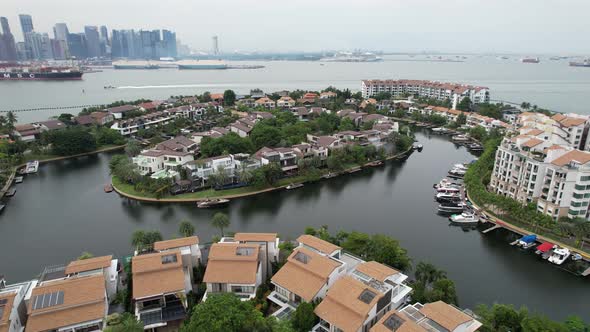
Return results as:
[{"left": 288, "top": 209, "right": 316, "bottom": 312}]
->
[
  {"left": 286, "top": 183, "right": 304, "bottom": 190},
  {"left": 14, "top": 176, "right": 23, "bottom": 183},
  {"left": 448, "top": 168, "right": 466, "bottom": 178},
  {"left": 436, "top": 192, "right": 461, "bottom": 202},
  {"left": 432, "top": 127, "right": 445, "bottom": 133},
  {"left": 437, "top": 187, "right": 461, "bottom": 194},
  {"left": 197, "top": 198, "right": 230, "bottom": 208},
  {"left": 452, "top": 134, "right": 470, "bottom": 142},
  {"left": 25, "top": 160, "right": 39, "bottom": 174},
  {"left": 548, "top": 247, "right": 571, "bottom": 265},
  {"left": 449, "top": 212, "right": 479, "bottom": 224},
  {"left": 453, "top": 164, "right": 468, "bottom": 170},
  {"left": 438, "top": 202, "right": 466, "bottom": 213},
  {"left": 434, "top": 178, "right": 461, "bottom": 190}
]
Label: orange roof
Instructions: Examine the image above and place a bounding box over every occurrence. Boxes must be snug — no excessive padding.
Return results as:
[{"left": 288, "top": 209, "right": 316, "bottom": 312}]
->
[
  {"left": 271, "top": 247, "right": 342, "bottom": 301},
  {"left": 26, "top": 275, "right": 106, "bottom": 332},
  {"left": 559, "top": 117, "right": 586, "bottom": 127},
  {"left": 210, "top": 93, "right": 224, "bottom": 100},
  {"left": 153, "top": 236, "right": 199, "bottom": 251},
  {"left": 203, "top": 243, "right": 260, "bottom": 285},
  {"left": 314, "top": 276, "right": 383, "bottom": 332},
  {"left": 297, "top": 235, "right": 341, "bottom": 254},
  {"left": 132, "top": 250, "right": 185, "bottom": 299},
  {"left": 355, "top": 261, "right": 399, "bottom": 282},
  {"left": 420, "top": 301, "right": 474, "bottom": 331},
  {"left": 234, "top": 233, "right": 277, "bottom": 242},
  {"left": 525, "top": 128, "right": 544, "bottom": 136},
  {"left": 522, "top": 138, "right": 544, "bottom": 148},
  {"left": 551, "top": 150, "right": 590, "bottom": 167},
  {"left": 64, "top": 255, "right": 112, "bottom": 274}
]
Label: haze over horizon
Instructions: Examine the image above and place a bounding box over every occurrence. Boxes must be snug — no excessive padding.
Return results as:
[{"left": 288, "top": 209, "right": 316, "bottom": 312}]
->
[{"left": 3, "top": 0, "right": 590, "bottom": 54}]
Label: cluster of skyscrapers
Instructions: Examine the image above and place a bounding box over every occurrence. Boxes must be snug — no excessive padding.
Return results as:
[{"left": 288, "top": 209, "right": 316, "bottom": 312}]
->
[{"left": 0, "top": 14, "right": 178, "bottom": 61}]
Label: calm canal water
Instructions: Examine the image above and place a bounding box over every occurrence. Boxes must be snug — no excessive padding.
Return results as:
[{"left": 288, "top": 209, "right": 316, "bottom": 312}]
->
[
  {"left": 0, "top": 131, "right": 588, "bottom": 320},
  {"left": 2, "top": 55, "right": 590, "bottom": 123}
]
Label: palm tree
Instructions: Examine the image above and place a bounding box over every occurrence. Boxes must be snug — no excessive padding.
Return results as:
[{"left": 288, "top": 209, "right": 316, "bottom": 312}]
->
[
  {"left": 6, "top": 111, "right": 16, "bottom": 132},
  {"left": 131, "top": 230, "right": 146, "bottom": 250},
  {"left": 178, "top": 220, "right": 195, "bottom": 237},
  {"left": 211, "top": 212, "right": 230, "bottom": 237},
  {"left": 414, "top": 262, "right": 447, "bottom": 286}
]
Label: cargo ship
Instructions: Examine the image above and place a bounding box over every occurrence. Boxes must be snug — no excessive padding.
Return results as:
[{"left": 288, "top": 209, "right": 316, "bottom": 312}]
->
[
  {"left": 521, "top": 57, "right": 540, "bottom": 63},
  {"left": 176, "top": 60, "right": 228, "bottom": 70},
  {"left": 570, "top": 59, "right": 590, "bottom": 67},
  {"left": 0, "top": 65, "right": 83, "bottom": 80}
]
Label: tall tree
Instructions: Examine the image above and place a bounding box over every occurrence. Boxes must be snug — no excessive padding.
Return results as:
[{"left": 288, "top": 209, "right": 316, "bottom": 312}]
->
[
  {"left": 291, "top": 302, "right": 317, "bottom": 332},
  {"left": 223, "top": 90, "right": 236, "bottom": 106},
  {"left": 178, "top": 220, "right": 195, "bottom": 237},
  {"left": 211, "top": 212, "right": 230, "bottom": 237},
  {"left": 125, "top": 139, "right": 142, "bottom": 157}
]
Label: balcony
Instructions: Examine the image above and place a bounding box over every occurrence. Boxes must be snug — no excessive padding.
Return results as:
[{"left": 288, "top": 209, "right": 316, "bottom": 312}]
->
[{"left": 139, "top": 297, "right": 186, "bottom": 327}]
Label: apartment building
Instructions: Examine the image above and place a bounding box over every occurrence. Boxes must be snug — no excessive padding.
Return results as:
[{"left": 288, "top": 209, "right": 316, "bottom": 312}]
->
[
  {"left": 203, "top": 243, "right": 263, "bottom": 301},
  {"left": 518, "top": 112, "right": 589, "bottom": 150},
  {"left": 361, "top": 80, "right": 490, "bottom": 104},
  {"left": 370, "top": 301, "right": 482, "bottom": 332},
  {"left": 0, "top": 277, "right": 35, "bottom": 332}
]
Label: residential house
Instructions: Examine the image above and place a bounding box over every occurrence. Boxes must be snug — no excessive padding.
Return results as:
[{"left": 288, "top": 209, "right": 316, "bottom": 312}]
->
[
  {"left": 156, "top": 136, "right": 198, "bottom": 153},
  {"left": 110, "top": 111, "right": 175, "bottom": 136},
  {"left": 12, "top": 124, "right": 41, "bottom": 142},
  {"left": 34, "top": 120, "right": 65, "bottom": 131},
  {"left": 292, "top": 107, "right": 311, "bottom": 121},
  {"left": 0, "top": 276, "right": 35, "bottom": 332},
  {"left": 90, "top": 112, "right": 114, "bottom": 125},
  {"left": 233, "top": 233, "right": 280, "bottom": 263},
  {"left": 138, "top": 102, "right": 159, "bottom": 112},
  {"left": 203, "top": 243, "right": 263, "bottom": 301},
  {"left": 238, "top": 98, "right": 256, "bottom": 108},
  {"left": 210, "top": 93, "right": 224, "bottom": 103},
  {"left": 300, "top": 92, "right": 319, "bottom": 104},
  {"left": 255, "top": 147, "right": 302, "bottom": 173},
  {"left": 371, "top": 302, "right": 482, "bottom": 332},
  {"left": 255, "top": 97, "right": 276, "bottom": 109},
  {"left": 252, "top": 111, "right": 274, "bottom": 120},
  {"left": 153, "top": 236, "right": 202, "bottom": 272},
  {"left": 277, "top": 96, "right": 296, "bottom": 108},
  {"left": 337, "top": 110, "right": 367, "bottom": 127},
  {"left": 132, "top": 150, "right": 194, "bottom": 176},
  {"left": 313, "top": 260, "right": 413, "bottom": 332},
  {"left": 320, "top": 91, "right": 337, "bottom": 99},
  {"left": 229, "top": 121, "right": 254, "bottom": 137},
  {"left": 336, "top": 131, "right": 369, "bottom": 145},
  {"left": 106, "top": 105, "right": 138, "bottom": 119},
  {"left": 132, "top": 250, "right": 191, "bottom": 330},
  {"left": 74, "top": 115, "right": 95, "bottom": 126},
  {"left": 26, "top": 274, "right": 108, "bottom": 332},
  {"left": 359, "top": 98, "right": 378, "bottom": 109},
  {"left": 184, "top": 154, "right": 260, "bottom": 185},
  {"left": 191, "top": 127, "right": 228, "bottom": 144},
  {"left": 64, "top": 255, "right": 119, "bottom": 299}
]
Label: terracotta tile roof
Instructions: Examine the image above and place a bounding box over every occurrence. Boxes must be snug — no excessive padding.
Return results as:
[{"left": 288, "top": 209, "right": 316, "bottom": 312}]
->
[
  {"left": 203, "top": 243, "right": 260, "bottom": 285},
  {"left": 522, "top": 138, "right": 544, "bottom": 148},
  {"left": 297, "top": 235, "right": 341, "bottom": 254},
  {"left": 559, "top": 117, "right": 586, "bottom": 127},
  {"left": 132, "top": 250, "right": 185, "bottom": 299},
  {"left": 355, "top": 261, "right": 399, "bottom": 282},
  {"left": 0, "top": 292, "right": 16, "bottom": 331},
  {"left": 234, "top": 233, "right": 277, "bottom": 242},
  {"left": 525, "top": 128, "right": 544, "bottom": 136},
  {"left": 26, "top": 275, "right": 106, "bottom": 332},
  {"left": 370, "top": 310, "right": 424, "bottom": 332},
  {"left": 271, "top": 247, "right": 342, "bottom": 301},
  {"left": 551, "top": 150, "right": 590, "bottom": 167},
  {"left": 314, "top": 276, "right": 382, "bottom": 332},
  {"left": 420, "top": 301, "right": 473, "bottom": 331},
  {"left": 316, "top": 136, "right": 338, "bottom": 148},
  {"left": 153, "top": 236, "right": 200, "bottom": 251},
  {"left": 65, "top": 255, "right": 113, "bottom": 274},
  {"left": 210, "top": 93, "right": 224, "bottom": 100}
]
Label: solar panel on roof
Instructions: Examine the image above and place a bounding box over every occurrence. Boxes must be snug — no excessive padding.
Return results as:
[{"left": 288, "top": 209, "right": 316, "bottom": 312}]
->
[
  {"left": 32, "top": 291, "right": 64, "bottom": 310},
  {"left": 358, "top": 289, "right": 377, "bottom": 304}
]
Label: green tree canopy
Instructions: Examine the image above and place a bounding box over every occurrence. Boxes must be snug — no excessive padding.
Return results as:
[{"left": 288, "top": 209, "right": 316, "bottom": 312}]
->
[
  {"left": 291, "top": 302, "right": 317, "bottom": 332},
  {"left": 211, "top": 212, "right": 230, "bottom": 237},
  {"left": 49, "top": 128, "right": 97, "bottom": 156},
  {"left": 250, "top": 124, "right": 283, "bottom": 149},
  {"left": 223, "top": 90, "right": 237, "bottom": 106},
  {"left": 178, "top": 220, "right": 195, "bottom": 237}
]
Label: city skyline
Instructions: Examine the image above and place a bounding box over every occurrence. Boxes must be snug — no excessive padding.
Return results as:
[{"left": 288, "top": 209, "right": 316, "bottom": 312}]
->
[{"left": 2, "top": 0, "right": 590, "bottom": 54}]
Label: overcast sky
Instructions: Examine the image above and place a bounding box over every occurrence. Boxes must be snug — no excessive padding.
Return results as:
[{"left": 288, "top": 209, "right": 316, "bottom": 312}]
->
[{"left": 3, "top": 0, "right": 590, "bottom": 54}]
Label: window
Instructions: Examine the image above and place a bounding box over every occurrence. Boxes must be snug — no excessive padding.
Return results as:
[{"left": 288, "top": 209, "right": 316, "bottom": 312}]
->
[
  {"left": 161, "top": 254, "right": 178, "bottom": 264},
  {"left": 581, "top": 176, "right": 590, "bottom": 182},
  {"left": 358, "top": 289, "right": 377, "bottom": 304}
]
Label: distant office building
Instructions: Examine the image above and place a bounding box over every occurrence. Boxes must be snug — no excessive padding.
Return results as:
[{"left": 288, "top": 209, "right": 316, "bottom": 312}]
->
[
  {"left": 53, "top": 23, "right": 69, "bottom": 41},
  {"left": 84, "top": 26, "right": 101, "bottom": 58},
  {"left": 0, "top": 17, "right": 18, "bottom": 61},
  {"left": 19, "top": 14, "right": 34, "bottom": 35},
  {"left": 111, "top": 28, "right": 177, "bottom": 59},
  {"left": 99, "top": 25, "right": 109, "bottom": 44},
  {"left": 212, "top": 35, "right": 219, "bottom": 55},
  {"left": 67, "top": 33, "right": 87, "bottom": 59},
  {"left": 51, "top": 38, "right": 67, "bottom": 59},
  {"left": 162, "top": 29, "right": 177, "bottom": 58},
  {"left": 15, "top": 41, "right": 27, "bottom": 60}
]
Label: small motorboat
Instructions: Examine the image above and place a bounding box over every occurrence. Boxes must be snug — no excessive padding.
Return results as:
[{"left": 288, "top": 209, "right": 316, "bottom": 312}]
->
[
  {"left": 571, "top": 253, "right": 583, "bottom": 261},
  {"left": 197, "top": 198, "right": 230, "bottom": 208},
  {"left": 25, "top": 160, "right": 39, "bottom": 174},
  {"left": 452, "top": 134, "right": 470, "bottom": 142},
  {"left": 449, "top": 212, "right": 479, "bottom": 224},
  {"left": 515, "top": 234, "right": 538, "bottom": 249},
  {"left": 367, "top": 161, "right": 384, "bottom": 167},
  {"left": 548, "top": 247, "right": 571, "bottom": 265},
  {"left": 322, "top": 172, "right": 337, "bottom": 179},
  {"left": 468, "top": 143, "right": 483, "bottom": 151},
  {"left": 437, "top": 186, "right": 461, "bottom": 194},
  {"left": 434, "top": 178, "right": 462, "bottom": 190},
  {"left": 14, "top": 176, "right": 23, "bottom": 184},
  {"left": 453, "top": 163, "right": 468, "bottom": 170},
  {"left": 104, "top": 184, "right": 113, "bottom": 193},
  {"left": 535, "top": 242, "right": 554, "bottom": 256},
  {"left": 5, "top": 187, "right": 16, "bottom": 197},
  {"left": 347, "top": 166, "right": 362, "bottom": 173},
  {"left": 438, "top": 202, "right": 466, "bottom": 213},
  {"left": 286, "top": 183, "right": 304, "bottom": 190},
  {"left": 448, "top": 169, "right": 466, "bottom": 178},
  {"left": 431, "top": 127, "right": 445, "bottom": 133}
]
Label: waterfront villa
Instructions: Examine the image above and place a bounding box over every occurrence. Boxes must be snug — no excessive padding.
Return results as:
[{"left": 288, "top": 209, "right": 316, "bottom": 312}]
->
[
  {"left": 203, "top": 242, "right": 263, "bottom": 301},
  {"left": 255, "top": 97, "right": 276, "bottom": 109},
  {"left": 132, "top": 150, "right": 194, "bottom": 177},
  {"left": 0, "top": 276, "right": 35, "bottom": 332},
  {"left": 255, "top": 147, "right": 302, "bottom": 173},
  {"left": 156, "top": 136, "right": 198, "bottom": 153},
  {"left": 320, "top": 91, "right": 337, "bottom": 99},
  {"left": 26, "top": 274, "right": 108, "bottom": 332},
  {"left": 131, "top": 250, "right": 191, "bottom": 330},
  {"left": 370, "top": 301, "right": 482, "bottom": 332},
  {"left": 277, "top": 96, "right": 296, "bottom": 108},
  {"left": 220, "top": 233, "right": 280, "bottom": 281},
  {"left": 64, "top": 255, "right": 119, "bottom": 299},
  {"left": 312, "top": 261, "right": 413, "bottom": 332},
  {"left": 153, "top": 236, "right": 202, "bottom": 269},
  {"left": 184, "top": 153, "right": 261, "bottom": 186}
]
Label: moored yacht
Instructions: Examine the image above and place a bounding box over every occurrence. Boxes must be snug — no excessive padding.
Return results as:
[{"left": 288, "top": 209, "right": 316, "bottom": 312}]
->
[
  {"left": 548, "top": 247, "right": 571, "bottom": 265},
  {"left": 435, "top": 192, "right": 461, "bottom": 202},
  {"left": 438, "top": 201, "right": 466, "bottom": 213},
  {"left": 449, "top": 212, "right": 479, "bottom": 224},
  {"left": 452, "top": 134, "right": 470, "bottom": 142}
]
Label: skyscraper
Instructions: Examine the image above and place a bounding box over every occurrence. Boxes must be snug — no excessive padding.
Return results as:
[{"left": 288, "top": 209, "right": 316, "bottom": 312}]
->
[
  {"left": 0, "top": 17, "right": 18, "bottom": 61},
  {"left": 26, "top": 32, "right": 52, "bottom": 60},
  {"left": 67, "top": 33, "right": 87, "bottom": 59},
  {"left": 212, "top": 35, "right": 219, "bottom": 55},
  {"left": 162, "top": 29, "right": 177, "bottom": 58},
  {"left": 84, "top": 26, "right": 101, "bottom": 58},
  {"left": 18, "top": 14, "right": 34, "bottom": 36},
  {"left": 53, "top": 23, "right": 69, "bottom": 42},
  {"left": 99, "top": 26, "right": 109, "bottom": 44}
]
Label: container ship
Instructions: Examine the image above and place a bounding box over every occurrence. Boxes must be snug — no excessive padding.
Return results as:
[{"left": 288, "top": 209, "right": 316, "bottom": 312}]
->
[
  {"left": 0, "top": 65, "right": 83, "bottom": 80},
  {"left": 176, "top": 60, "right": 228, "bottom": 70},
  {"left": 570, "top": 59, "right": 590, "bottom": 67},
  {"left": 521, "top": 57, "right": 540, "bottom": 63}
]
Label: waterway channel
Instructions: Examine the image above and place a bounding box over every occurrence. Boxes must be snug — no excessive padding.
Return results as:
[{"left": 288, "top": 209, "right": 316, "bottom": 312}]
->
[{"left": 0, "top": 130, "right": 588, "bottom": 320}]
